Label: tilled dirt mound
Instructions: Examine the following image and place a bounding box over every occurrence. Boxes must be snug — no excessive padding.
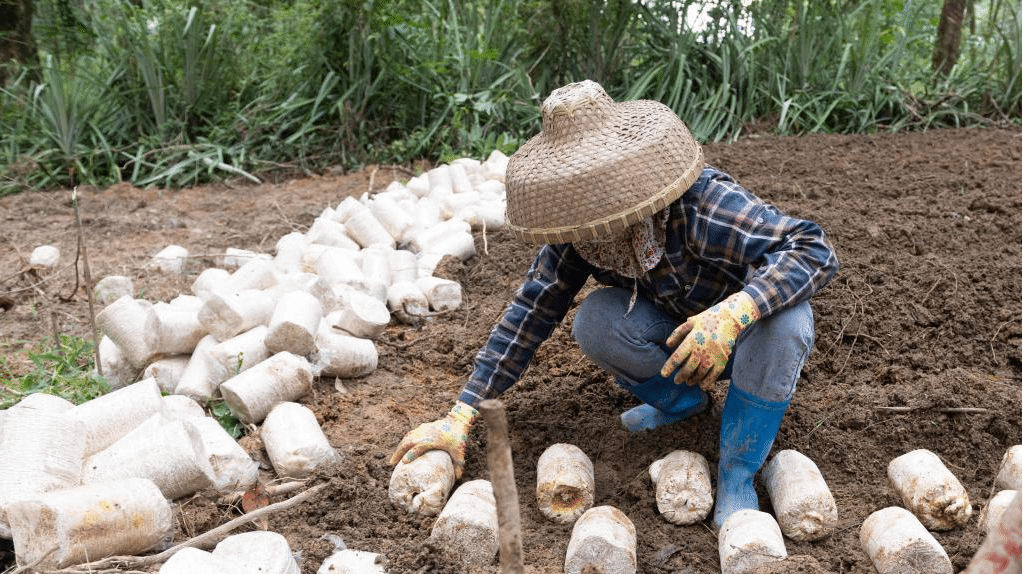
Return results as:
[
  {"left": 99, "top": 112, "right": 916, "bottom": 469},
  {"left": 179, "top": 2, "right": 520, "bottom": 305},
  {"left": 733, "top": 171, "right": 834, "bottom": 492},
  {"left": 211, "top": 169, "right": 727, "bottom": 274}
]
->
[{"left": 0, "top": 126, "right": 1020, "bottom": 573}]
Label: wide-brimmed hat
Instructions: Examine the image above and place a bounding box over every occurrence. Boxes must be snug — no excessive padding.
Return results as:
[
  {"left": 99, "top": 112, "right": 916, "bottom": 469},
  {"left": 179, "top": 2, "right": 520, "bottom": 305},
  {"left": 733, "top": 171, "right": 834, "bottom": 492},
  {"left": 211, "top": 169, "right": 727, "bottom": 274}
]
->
[{"left": 505, "top": 80, "right": 703, "bottom": 244}]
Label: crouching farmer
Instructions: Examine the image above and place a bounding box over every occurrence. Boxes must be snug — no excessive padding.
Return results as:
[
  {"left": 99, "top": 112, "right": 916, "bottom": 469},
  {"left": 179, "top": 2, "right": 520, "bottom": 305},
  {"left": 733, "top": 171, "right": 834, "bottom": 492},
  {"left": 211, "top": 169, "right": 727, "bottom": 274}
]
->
[{"left": 389, "top": 80, "right": 839, "bottom": 529}]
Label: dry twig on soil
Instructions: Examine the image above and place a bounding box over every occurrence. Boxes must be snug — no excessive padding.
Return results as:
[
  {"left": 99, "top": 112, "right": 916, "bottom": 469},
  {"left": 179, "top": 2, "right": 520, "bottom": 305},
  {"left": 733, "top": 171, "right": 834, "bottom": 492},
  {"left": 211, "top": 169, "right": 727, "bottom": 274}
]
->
[
  {"left": 0, "top": 266, "right": 69, "bottom": 298},
  {"left": 920, "top": 255, "right": 960, "bottom": 304},
  {"left": 989, "top": 319, "right": 1017, "bottom": 364},
  {"left": 216, "top": 480, "right": 307, "bottom": 506},
  {"left": 4, "top": 548, "right": 57, "bottom": 574},
  {"left": 874, "top": 406, "right": 990, "bottom": 414},
  {"left": 272, "top": 201, "right": 304, "bottom": 233},
  {"left": 832, "top": 276, "right": 874, "bottom": 376},
  {"left": 48, "top": 482, "right": 328, "bottom": 572}
]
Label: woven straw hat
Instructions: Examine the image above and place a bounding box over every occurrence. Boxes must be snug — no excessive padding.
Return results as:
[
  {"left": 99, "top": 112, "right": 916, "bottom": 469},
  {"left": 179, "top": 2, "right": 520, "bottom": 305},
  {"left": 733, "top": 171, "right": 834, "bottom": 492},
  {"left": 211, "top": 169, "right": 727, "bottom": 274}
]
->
[{"left": 505, "top": 80, "right": 703, "bottom": 244}]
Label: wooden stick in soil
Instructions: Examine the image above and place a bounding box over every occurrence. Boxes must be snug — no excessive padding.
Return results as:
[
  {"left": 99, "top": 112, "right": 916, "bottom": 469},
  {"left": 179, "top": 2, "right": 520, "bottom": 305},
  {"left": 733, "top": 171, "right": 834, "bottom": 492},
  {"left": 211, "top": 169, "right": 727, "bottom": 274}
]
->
[
  {"left": 478, "top": 399, "right": 525, "bottom": 574},
  {"left": 50, "top": 310, "right": 61, "bottom": 355},
  {"left": 71, "top": 187, "right": 103, "bottom": 376}
]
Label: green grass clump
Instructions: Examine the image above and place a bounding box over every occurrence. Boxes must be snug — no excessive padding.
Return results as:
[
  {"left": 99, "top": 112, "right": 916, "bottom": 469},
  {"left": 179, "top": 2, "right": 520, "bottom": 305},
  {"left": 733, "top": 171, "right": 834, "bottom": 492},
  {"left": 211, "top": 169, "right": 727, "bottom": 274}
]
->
[
  {"left": 0, "top": 335, "right": 110, "bottom": 409},
  {"left": 0, "top": 334, "right": 249, "bottom": 439}
]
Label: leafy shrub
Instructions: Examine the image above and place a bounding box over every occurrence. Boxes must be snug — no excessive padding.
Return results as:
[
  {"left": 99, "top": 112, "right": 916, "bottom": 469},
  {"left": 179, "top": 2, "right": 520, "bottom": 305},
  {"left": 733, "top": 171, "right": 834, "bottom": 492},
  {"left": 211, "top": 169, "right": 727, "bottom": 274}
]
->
[{"left": 0, "top": 0, "right": 1018, "bottom": 194}]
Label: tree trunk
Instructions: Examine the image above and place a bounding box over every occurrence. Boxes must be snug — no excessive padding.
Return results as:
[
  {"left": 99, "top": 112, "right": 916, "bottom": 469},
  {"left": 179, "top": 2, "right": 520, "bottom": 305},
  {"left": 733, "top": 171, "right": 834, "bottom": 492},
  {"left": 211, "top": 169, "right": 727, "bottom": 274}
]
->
[
  {"left": 932, "top": 0, "right": 968, "bottom": 77},
  {"left": 0, "top": 0, "right": 36, "bottom": 86}
]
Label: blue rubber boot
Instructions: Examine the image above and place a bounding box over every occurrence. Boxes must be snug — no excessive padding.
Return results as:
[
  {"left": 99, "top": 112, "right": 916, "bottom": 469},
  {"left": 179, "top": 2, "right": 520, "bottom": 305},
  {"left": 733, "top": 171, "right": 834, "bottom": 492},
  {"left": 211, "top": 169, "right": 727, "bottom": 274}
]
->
[
  {"left": 712, "top": 385, "right": 790, "bottom": 530},
  {"left": 619, "top": 373, "right": 709, "bottom": 432}
]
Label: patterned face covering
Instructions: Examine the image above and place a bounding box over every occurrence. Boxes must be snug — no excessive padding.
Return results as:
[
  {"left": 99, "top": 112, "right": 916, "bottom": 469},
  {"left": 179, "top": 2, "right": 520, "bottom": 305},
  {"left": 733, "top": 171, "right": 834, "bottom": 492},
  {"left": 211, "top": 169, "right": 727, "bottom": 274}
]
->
[{"left": 573, "top": 210, "right": 668, "bottom": 278}]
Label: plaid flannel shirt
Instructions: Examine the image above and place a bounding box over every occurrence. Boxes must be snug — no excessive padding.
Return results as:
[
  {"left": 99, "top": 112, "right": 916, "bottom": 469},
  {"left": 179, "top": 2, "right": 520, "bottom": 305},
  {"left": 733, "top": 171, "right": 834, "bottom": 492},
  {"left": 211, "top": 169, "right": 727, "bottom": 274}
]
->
[{"left": 459, "top": 166, "right": 839, "bottom": 407}]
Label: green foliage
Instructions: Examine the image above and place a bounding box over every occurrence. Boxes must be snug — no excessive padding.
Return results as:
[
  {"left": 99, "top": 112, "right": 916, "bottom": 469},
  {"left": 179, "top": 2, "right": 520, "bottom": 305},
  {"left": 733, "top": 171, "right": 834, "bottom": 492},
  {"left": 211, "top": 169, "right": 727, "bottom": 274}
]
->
[
  {"left": 32, "top": 0, "right": 95, "bottom": 59},
  {"left": 0, "top": 335, "right": 110, "bottom": 409},
  {"left": 208, "top": 398, "right": 244, "bottom": 438},
  {"left": 333, "top": 0, "right": 539, "bottom": 161},
  {"left": 969, "top": 0, "right": 1022, "bottom": 118},
  {"left": 0, "top": 0, "right": 1019, "bottom": 193},
  {"left": 518, "top": 0, "right": 644, "bottom": 88},
  {"left": 203, "top": 352, "right": 245, "bottom": 439}
]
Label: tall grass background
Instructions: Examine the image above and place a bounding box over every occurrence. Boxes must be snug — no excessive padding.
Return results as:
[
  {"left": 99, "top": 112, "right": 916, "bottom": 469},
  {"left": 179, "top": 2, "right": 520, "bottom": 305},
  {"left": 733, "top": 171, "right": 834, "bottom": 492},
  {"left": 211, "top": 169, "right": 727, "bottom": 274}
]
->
[{"left": 0, "top": 0, "right": 1019, "bottom": 194}]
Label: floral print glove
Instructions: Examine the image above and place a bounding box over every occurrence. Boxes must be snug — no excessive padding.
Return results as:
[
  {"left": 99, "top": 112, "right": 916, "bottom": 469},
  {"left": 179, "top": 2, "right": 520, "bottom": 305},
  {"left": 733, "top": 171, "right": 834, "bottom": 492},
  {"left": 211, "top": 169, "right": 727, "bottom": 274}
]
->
[
  {"left": 388, "top": 401, "right": 479, "bottom": 479},
  {"left": 660, "top": 291, "right": 760, "bottom": 390}
]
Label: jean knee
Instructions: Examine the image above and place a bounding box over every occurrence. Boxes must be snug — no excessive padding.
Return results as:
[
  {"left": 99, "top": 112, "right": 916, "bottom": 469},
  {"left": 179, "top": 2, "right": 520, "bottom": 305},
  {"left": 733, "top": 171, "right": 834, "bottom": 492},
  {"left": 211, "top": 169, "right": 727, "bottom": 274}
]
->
[
  {"left": 732, "top": 300, "right": 815, "bottom": 402},
  {"left": 572, "top": 288, "right": 617, "bottom": 357},
  {"left": 572, "top": 288, "right": 675, "bottom": 384}
]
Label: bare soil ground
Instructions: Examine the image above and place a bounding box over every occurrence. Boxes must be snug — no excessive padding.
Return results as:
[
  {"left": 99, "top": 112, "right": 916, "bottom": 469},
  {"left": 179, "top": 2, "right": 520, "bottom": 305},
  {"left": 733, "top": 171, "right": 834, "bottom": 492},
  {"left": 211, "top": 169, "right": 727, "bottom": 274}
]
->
[{"left": 1, "top": 127, "right": 1020, "bottom": 573}]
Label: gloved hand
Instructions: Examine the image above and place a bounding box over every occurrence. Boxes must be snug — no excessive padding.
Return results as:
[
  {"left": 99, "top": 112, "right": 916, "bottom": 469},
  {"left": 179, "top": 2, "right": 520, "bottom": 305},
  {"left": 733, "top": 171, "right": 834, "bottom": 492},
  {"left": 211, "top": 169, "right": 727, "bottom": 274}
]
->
[
  {"left": 388, "top": 401, "right": 479, "bottom": 478},
  {"left": 660, "top": 291, "right": 760, "bottom": 390}
]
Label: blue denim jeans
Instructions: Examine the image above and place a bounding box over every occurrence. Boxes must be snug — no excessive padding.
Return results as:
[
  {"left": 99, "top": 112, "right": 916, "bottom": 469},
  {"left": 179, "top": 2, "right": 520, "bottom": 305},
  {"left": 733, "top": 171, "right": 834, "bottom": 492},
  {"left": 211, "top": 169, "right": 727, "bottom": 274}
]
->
[{"left": 572, "top": 287, "right": 814, "bottom": 402}]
